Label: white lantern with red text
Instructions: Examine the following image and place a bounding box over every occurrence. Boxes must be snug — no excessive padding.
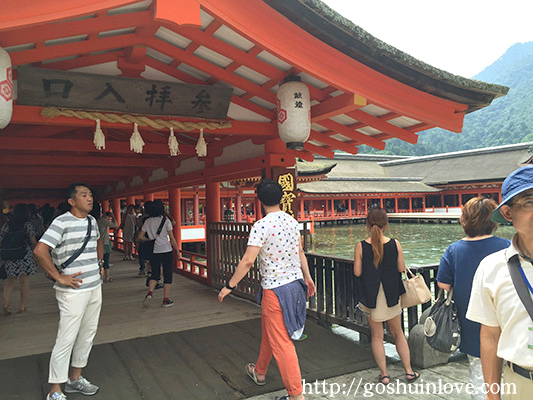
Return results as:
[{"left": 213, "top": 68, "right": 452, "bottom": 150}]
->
[
  {"left": 276, "top": 76, "right": 310, "bottom": 150},
  {"left": 0, "top": 47, "right": 13, "bottom": 130}
]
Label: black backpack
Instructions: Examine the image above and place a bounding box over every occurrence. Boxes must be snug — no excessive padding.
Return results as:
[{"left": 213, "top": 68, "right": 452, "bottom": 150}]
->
[{"left": 1, "top": 224, "right": 28, "bottom": 261}]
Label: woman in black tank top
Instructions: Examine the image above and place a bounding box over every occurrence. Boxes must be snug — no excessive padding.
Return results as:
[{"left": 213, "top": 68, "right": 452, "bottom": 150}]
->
[{"left": 354, "top": 207, "right": 420, "bottom": 384}]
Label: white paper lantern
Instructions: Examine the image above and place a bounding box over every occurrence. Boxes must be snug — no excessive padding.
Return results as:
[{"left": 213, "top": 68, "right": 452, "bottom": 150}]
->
[
  {"left": 276, "top": 76, "right": 310, "bottom": 150},
  {"left": 0, "top": 47, "right": 13, "bottom": 130}
]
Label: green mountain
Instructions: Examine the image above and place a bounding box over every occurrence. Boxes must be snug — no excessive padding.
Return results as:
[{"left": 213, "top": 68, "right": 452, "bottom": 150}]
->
[{"left": 358, "top": 41, "right": 533, "bottom": 156}]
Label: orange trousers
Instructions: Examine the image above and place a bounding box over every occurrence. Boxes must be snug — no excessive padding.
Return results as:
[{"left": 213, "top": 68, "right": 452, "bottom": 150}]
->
[{"left": 255, "top": 289, "right": 303, "bottom": 397}]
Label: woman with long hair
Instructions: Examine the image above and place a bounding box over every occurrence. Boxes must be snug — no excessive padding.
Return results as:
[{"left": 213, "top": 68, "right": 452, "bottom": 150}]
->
[
  {"left": 437, "top": 197, "right": 509, "bottom": 400},
  {"left": 1, "top": 203, "right": 38, "bottom": 315},
  {"left": 354, "top": 207, "right": 419, "bottom": 384}
]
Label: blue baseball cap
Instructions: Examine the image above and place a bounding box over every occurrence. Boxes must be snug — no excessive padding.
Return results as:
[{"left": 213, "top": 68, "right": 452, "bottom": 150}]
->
[{"left": 491, "top": 165, "right": 533, "bottom": 224}]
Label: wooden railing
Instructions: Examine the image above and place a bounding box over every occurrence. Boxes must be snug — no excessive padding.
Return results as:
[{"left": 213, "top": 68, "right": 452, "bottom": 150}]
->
[
  {"left": 208, "top": 222, "right": 261, "bottom": 301},
  {"left": 307, "top": 253, "right": 438, "bottom": 339},
  {"left": 207, "top": 221, "right": 439, "bottom": 339},
  {"left": 176, "top": 249, "right": 208, "bottom": 283}
]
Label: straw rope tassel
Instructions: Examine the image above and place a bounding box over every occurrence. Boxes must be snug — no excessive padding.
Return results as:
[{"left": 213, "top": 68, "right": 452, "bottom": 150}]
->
[
  {"left": 196, "top": 128, "right": 207, "bottom": 157},
  {"left": 93, "top": 119, "right": 105, "bottom": 150},
  {"left": 130, "top": 123, "right": 145, "bottom": 154},
  {"left": 168, "top": 127, "right": 180, "bottom": 156}
]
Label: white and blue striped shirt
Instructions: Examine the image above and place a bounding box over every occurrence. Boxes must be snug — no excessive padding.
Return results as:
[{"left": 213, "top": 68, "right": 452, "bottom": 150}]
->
[{"left": 40, "top": 212, "right": 101, "bottom": 292}]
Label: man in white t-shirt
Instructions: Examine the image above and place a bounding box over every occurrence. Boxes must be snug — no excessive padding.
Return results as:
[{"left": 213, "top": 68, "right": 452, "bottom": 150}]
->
[
  {"left": 218, "top": 179, "right": 315, "bottom": 400},
  {"left": 34, "top": 183, "right": 104, "bottom": 400},
  {"left": 467, "top": 166, "right": 533, "bottom": 400}
]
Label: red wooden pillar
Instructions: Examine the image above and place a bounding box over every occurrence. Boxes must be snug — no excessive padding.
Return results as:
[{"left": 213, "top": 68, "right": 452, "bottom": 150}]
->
[
  {"left": 126, "top": 195, "right": 135, "bottom": 206},
  {"left": 255, "top": 196, "right": 262, "bottom": 220},
  {"left": 379, "top": 198, "right": 383, "bottom": 209},
  {"left": 144, "top": 193, "right": 154, "bottom": 202},
  {"left": 394, "top": 196, "right": 398, "bottom": 213},
  {"left": 348, "top": 196, "right": 352, "bottom": 216},
  {"left": 441, "top": 193, "right": 445, "bottom": 207},
  {"left": 102, "top": 200, "right": 109, "bottom": 213},
  {"left": 206, "top": 182, "right": 221, "bottom": 224},
  {"left": 235, "top": 191, "right": 242, "bottom": 222},
  {"left": 206, "top": 181, "right": 220, "bottom": 286},
  {"left": 300, "top": 197, "right": 305, "bottom": 219},
  {"left": 331, "top": 198, "right": 334, "bottom": 217},
  {"left": 193, "top": 189, "right": 200, "bottom": 225},
  {"left": 409, "top": 196, "right": 413, "bottom": 213},
  {"left": 168, "top": 188, "right": 181, "bottom": 268}
]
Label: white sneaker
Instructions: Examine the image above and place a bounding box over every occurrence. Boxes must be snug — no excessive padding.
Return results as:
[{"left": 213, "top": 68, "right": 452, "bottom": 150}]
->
[
  {"left": 64, "top": 376, "right": 99, "bottom": 395},
  {"left": 46, "top": 391, "right": 67, "bottom": 400}
]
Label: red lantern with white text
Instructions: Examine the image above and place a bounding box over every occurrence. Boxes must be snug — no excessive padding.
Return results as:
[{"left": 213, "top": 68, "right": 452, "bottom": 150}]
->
[
  {"left": 276, "top": 76, "right": 310, "bottom": 150},
  {"left": 0, "top": 47, "right": 12, "bottom": 130}
]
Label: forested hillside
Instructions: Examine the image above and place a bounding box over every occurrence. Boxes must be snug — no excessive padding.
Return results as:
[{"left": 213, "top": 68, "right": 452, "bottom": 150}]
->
[{"left": 358, "top": 41, "right": 533, "bottom": 156}]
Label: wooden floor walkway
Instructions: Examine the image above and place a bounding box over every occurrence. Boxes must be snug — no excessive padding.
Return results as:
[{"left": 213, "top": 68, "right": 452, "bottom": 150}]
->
[{"left": 0, "top": 251, "right": 376, "bottom": 399}]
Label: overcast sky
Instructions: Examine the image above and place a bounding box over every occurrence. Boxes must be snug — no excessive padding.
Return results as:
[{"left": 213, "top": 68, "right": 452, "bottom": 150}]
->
[{"left": 321, "top": 0, "right": 533, "bottom": 78}]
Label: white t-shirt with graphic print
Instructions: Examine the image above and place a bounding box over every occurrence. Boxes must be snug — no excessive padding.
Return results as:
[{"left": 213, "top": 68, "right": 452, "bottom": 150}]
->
[{"left": 247, "top": 211, "right": 303, "bottom": 289}]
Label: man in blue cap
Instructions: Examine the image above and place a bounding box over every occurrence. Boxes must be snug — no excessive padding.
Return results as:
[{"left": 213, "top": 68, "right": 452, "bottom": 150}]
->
[{"left": 467, "top": 165, "right": 533, "bottom": 400}]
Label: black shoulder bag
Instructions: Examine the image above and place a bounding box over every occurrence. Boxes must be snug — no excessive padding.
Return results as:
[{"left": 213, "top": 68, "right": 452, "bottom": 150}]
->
[{"left": 47, "top": 217, "right": 92, "bottom": 281}]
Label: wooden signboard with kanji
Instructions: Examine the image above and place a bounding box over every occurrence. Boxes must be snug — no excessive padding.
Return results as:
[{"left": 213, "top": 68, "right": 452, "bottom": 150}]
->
[{"left": 17, "top": 67, "right": 233, "bottom": 119}]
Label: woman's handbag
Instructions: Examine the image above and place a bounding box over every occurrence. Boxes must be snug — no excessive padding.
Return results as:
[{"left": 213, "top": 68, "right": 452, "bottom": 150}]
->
[
  {"left": 424, "top": 288, "right": 461, "bottom": 353},
  {"left": 400, "top": 265, "right": 431, "bottom": 308}
]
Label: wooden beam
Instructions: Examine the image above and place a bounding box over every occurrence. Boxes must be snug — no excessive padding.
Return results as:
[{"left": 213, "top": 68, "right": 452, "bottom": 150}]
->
[
  {"left": 302, "top": 142, "right": 335, "bottom": 159},
  {"left": 10, "top": 34, "right": 140, "bottom": 66},
  {"left": 0, "top": 11, "right": 152, "bottom": 47},
  {"left": 0, "top": 136, "right": 196, "bottom": 155},
  {"left": 2, "top": 166, "right": 144, "bottom": 176},
  {"left": 0, "top": 154, "right": 164, "bottom": 167},
  {"left": 311, "top": 93, "right": 367, "bottom": 122},
  {"left": 309, "top": 130, "right": 358, "bottom": 155},
  {"left": 0, "top": 0, "right": 139, "bottom": 32},
  {"left": 346, "top": 109, "right": 419, "bottom": 144},
  {"left": 318, "top": 119, "right": 385, "bottom": 150},
  {"left": 11, "top": 105, "right": 277, "bottom": 136},
  {"left": 148, "top": 37, "right": 278, "bottom": 105}
]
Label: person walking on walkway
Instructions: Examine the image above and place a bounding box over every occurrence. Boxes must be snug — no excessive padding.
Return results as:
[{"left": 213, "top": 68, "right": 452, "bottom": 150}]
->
[
  {"left": 437, "top": 197, "right": 510, "bottom": 400},
  {"left": 218, "top": 179, "right": 315, "bottom": 400},
  {"left": 467, "top": 166, "right": 533, "bottom": 400},
  {"left": 91, "top": 202, "right": 117, "bottom": 283},
  {"left": 138, "top": 199, "right": 179, "bottom": 308},
  {"left": 120, "top": 204, "right": 136, "bottom": 260},
  {"left": 1, "top": 203, "right": 38, "bottom": 315},
  {"left": 34, "top": 183, "right": 104, "bottom": 400},
  {"left": 353, "top": 207, "right": 419, "bottom": 385}
]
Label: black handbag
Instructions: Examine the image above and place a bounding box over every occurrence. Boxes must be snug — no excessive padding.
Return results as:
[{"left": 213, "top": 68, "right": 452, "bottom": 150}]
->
[{"left": 424, "top": 288, "right": 462, "bottom": 353}]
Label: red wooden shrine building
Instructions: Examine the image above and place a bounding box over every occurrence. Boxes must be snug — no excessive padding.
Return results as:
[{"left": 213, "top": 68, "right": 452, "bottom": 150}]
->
[{"left": 0, "top": 0, "right": 508, "bottom": 285}]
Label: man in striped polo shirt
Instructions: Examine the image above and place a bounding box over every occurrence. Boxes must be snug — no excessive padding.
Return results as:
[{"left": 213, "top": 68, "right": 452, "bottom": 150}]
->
[{"left": 34, "top": 183, "right": 104, "bottom": 400}]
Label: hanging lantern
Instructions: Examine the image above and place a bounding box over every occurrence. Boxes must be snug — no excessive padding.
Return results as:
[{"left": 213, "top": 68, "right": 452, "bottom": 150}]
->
[
  {"left": 168, "top": 127, "right": 180, "bottom": 156},
  {"left": 0, "top": 47, "right": 13, "bottom": 130},
  {"left": 195, "top": 128, "right": 207, "bottom": 157},
  {"left": 130, "top": 123, "right": 145, "bottom": 154},
  {"left": 93, "top": 119, "right": 105, "bottom": 150},
  {"left": 276, "top": 76, "right": 310, "bottom": 150}
]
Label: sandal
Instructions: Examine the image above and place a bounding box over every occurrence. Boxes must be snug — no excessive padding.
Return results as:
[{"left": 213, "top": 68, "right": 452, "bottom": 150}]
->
[
  {"left": 378, "top": 374, "right": 390, "bottom": 385},
  {"left": 406, "top": 371, "right": 420, "bottom": 383},
  {"left": 3, "top": 304, "right": 12, "bottom": 316},
  {"left": 18, "top": 306, "right": 27, "bottom": 314},
  {"left": 246, "top": 363, "right": 266, "bottom": 386},
  {"left": 104, "top": 277, "right": 114, "bottom": 283}
]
